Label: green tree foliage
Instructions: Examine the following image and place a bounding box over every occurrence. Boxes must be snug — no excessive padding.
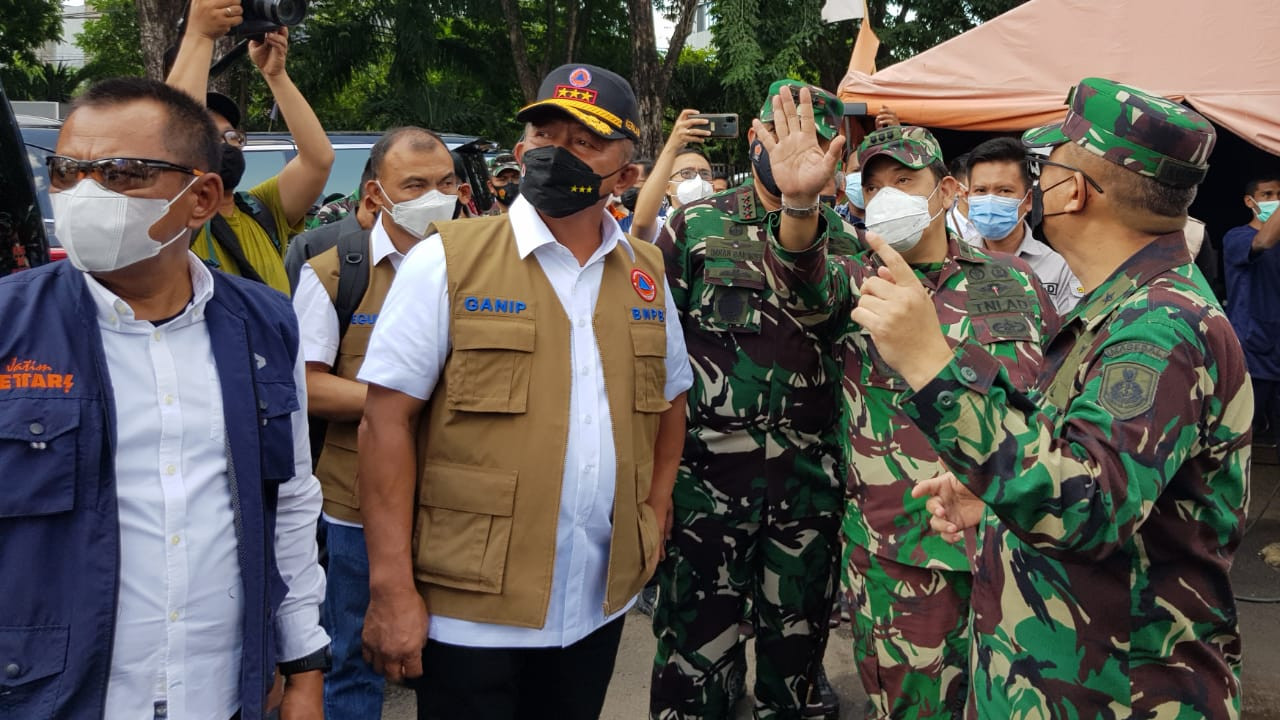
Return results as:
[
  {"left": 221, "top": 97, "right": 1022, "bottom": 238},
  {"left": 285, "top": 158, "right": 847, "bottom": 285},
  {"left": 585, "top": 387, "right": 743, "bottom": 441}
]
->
[
  {"left": 0, "top": 0, "right": 62, "bottom": 69},
  {"left": 280, "top": 0, "right": 633, "bottom": 143},
  {"left": 703, "top": 0, "right": 1028, "bottom": 166},
  {"left": 76, "top": 0, "right": 145, "bottom": 81},
  {"left": 60, "top": 0, "right": 1025, "bottom": 159}
]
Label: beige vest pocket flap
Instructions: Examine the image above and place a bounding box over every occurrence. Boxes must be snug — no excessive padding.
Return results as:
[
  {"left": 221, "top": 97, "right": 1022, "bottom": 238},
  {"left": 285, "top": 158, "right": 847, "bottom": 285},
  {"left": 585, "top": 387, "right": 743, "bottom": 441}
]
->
[
  {"left": 453, "top": 316, "right": 536, "bottom": 352},
  {"left": 421, "top": 462, "right": 518, "bottom": 516},
  {"left": 630, "top": 324, "right": 669, "bottom": 413},
  {"left": 415, "top": 463, "right": 518, "bottom": 593}
]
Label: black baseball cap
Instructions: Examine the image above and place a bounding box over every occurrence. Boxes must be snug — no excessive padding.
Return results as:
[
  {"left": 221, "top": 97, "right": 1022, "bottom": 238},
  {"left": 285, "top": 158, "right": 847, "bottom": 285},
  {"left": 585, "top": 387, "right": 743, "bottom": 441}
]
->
[
  {"left": 206, "top": 91, "right": 241, "bottom": 129},
  {"left": 516, "top": 64, "right": 640, "bottom": 142}
]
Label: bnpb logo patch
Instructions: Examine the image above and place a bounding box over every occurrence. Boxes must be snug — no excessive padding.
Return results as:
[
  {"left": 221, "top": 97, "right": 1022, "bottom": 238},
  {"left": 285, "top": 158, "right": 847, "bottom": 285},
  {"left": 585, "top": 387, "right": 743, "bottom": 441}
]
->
[
  {"left": 631, "top": 268, "right": 657, "bottom": 303},
  {"left": 568, "top": 67, "right": 593, "bottom": 88}
]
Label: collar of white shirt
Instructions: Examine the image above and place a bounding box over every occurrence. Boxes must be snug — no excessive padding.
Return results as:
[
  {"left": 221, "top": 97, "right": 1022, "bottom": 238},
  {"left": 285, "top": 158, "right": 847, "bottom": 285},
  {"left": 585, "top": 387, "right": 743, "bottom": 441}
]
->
[
  {"left": 508, "top": 195, "right": 636, "bottom": 263},
  {"left": 82, "top": 251, "right": 214, "bottom": 330},
  {"left": 370, "top": 212, "right": 407, "bottom": 267},
  {"left": 1013, "top": 222, "right": 1052, "bottom": 258}
]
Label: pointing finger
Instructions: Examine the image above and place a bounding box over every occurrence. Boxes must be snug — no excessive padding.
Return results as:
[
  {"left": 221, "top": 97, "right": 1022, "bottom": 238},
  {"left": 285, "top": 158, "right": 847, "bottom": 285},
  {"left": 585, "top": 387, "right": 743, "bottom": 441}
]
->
[
  {"left": 910, "top": 477, "right": 944, "bottom": 500},
  {"left": 862, "top": 230, "right": 924, "bottom": 289}
]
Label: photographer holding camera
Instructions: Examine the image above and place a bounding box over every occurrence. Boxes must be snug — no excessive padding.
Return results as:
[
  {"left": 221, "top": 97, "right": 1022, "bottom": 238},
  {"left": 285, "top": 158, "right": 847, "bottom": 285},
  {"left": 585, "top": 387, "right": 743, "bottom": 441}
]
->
[{"left": 168, "top": 0, "right": 334, "bottom": 295}]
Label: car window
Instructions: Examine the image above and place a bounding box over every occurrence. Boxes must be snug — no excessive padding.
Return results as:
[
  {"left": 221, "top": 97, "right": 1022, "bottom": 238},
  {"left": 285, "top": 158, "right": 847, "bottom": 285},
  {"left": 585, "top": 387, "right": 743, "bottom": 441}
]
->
[
  {"left": 24, "top": 144, "right": 58, "bottom": 247},
  {"left": 324, "top": 147, "right": 371, "bottom": 201},
  {"left": 240, "top": 147, "right": 291, "bottom": 194},
  {"left": 2, "top": 96, "right": 49, "bottom": 269}
]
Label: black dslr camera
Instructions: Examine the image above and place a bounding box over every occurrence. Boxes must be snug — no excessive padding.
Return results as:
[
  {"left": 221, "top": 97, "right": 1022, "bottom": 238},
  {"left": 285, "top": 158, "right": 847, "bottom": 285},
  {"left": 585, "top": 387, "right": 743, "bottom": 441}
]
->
[{"left": 233, "top": 0, "right": 308, "bottom": 36}]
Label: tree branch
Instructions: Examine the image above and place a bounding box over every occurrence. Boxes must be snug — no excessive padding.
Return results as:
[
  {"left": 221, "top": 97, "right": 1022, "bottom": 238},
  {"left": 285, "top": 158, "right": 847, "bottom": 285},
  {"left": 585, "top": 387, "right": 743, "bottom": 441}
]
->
[
  {"left": 497, "top": 0, "right": 539, "bottom": 103},
  {"left": 659, "top": 0, "right": 699, "bottom": 95}
]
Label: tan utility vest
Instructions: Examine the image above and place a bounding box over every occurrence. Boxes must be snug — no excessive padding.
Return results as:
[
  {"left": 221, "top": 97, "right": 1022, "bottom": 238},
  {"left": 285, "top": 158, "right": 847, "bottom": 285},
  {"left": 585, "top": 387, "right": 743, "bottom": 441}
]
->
[
  {"left": 310, "top": 243, "right": 396, "bottom": 524},
  {"left": 415, "top": 214, "right": 668, "bottom": 628}
]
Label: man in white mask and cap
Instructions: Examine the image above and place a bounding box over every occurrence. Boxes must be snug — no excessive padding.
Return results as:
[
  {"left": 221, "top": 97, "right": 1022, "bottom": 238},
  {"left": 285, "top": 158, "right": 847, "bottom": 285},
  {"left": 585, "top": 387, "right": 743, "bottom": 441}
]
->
[
  {"left": 766, "top": 122, "right": 1056, "bottom": 720},
  {"left": 0, "top": 76, "right": 329, "bottom": 719},
  {"left": 290, "top": 124, "right": 467, "bottom": 719}
]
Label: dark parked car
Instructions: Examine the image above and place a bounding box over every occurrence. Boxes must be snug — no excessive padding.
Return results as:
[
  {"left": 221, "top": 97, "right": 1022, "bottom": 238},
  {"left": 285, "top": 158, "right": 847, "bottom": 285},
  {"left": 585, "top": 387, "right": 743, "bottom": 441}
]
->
[
  {"left": 239, "top": 131, "right": 501, "bottom": 214},
  {"left": 2, "top": 83, "right": 51, "bottom": 271},
  {"left": 15, "top": 115, "right": 62, "bottom": 262}
]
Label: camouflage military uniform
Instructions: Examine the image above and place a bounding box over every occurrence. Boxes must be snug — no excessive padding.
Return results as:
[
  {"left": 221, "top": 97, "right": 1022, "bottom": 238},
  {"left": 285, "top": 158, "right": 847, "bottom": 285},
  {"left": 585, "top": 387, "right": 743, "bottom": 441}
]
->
[
  {"left": 768, "top": 227, "right": 1056, "bottom": 719},
  {"left": 306, "top": 191, "right": 359, "bottom": 230},
  {"left": 650, "top": 182, "right": 858, "bottom": 719},
  {"left": 899, "top": 79, "right": 1252, "bottom": 718}
]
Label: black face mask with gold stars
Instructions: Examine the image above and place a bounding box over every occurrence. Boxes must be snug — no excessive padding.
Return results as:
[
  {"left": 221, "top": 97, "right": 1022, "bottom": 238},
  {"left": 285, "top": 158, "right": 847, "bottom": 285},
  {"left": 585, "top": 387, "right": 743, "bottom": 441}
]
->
[{"left": 520, "top": 145, "right": 624, "bottom": 218}]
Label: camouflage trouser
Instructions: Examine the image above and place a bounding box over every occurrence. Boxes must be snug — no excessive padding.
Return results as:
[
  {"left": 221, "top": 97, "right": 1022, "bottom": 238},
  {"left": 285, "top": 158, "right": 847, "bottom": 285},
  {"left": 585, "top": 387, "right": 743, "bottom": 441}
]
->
[
  {"left": 846, "top": 543, "right": 971, "bottom": 720},
  {"left": 650, "top": 508, "right": 840, "bottom": 720}
]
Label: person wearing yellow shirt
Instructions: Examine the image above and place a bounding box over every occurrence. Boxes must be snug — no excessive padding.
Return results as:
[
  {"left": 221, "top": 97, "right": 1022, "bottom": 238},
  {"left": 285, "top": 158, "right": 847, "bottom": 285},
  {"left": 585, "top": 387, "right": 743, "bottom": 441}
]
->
[{"left": 168, "top": 0, "right": 334, "bottom": 295}]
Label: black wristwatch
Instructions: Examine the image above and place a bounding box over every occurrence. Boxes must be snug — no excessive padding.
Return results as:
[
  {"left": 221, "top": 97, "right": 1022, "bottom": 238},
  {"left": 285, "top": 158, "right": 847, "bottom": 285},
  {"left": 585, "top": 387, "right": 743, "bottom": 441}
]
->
[{"left": 279, "top": 645, "right": 332, "bottom": 676}]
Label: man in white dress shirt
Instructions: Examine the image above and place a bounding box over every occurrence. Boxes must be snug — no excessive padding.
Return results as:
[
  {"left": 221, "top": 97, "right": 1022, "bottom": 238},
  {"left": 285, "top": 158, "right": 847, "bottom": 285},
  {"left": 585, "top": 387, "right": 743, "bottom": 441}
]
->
[
  {"left": 0, "top": 77, "right": 328, "bottom": 720},
  {"left": 292, "top": 126, "right": 462, "bottom": 718},
  {"left": 356, "top": 63, "right": 693, "bottom": 719},
  {"left": 965, "top": 137, "right": 1083, "bottom": 315}
]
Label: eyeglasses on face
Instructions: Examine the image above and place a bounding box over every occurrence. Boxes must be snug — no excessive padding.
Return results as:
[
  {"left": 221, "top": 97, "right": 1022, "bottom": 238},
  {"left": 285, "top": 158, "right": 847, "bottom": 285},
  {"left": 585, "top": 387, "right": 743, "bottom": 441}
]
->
[
  {"left": 670, "top": 168, "right": 713, "bottom": 182},
  {"left": 1025, "top": 154, "right": 1105, "bottom": 194},
  {"left": 46, "top": 155, "right": 204, "bottom": 193},
  {"left": 222, "top": 129, "right": 248, "bottom": 148}
]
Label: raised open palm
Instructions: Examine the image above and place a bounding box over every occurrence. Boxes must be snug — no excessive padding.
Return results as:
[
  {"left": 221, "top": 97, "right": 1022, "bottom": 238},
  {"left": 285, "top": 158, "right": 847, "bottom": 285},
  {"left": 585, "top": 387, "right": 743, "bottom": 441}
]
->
[{"left": 751, "top": 86, "right": 845, "bottom": 201}]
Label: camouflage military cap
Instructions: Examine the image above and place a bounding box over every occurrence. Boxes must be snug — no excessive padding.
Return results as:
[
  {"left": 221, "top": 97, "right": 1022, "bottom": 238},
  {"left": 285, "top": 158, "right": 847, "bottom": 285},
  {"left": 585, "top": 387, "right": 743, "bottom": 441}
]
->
[
  {"left": 758, "top": 79, "right": 844, "bottom": 141},
  {"left": 1022, "top": 78, "right": 1215, "bottom": 188},
  {"left": 490, "top": 152, "right": 521, "bottom": 177},
  {"left": 856, "top": 125, "right": 943, "bottom": 174}
]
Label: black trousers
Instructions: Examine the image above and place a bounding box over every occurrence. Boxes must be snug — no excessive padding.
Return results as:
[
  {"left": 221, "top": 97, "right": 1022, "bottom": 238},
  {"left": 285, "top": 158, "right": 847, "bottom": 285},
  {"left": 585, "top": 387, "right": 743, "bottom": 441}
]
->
[{"left": 415, "top": 615, "right": 626, "bottom": 720}]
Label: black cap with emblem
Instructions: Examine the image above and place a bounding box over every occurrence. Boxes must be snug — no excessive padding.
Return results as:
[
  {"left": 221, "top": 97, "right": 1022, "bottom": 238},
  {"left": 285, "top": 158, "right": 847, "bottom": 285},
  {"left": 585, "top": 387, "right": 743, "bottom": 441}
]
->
[{"left": 516, "top": 64, "right": 641, "bottom": 142}]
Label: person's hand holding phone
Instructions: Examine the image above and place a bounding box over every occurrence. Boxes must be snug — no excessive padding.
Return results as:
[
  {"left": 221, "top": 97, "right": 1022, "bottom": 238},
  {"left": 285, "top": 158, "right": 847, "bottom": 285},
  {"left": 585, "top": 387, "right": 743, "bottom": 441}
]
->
[{"left": 665, "top": 109, "right": 713, "bottom": 153}]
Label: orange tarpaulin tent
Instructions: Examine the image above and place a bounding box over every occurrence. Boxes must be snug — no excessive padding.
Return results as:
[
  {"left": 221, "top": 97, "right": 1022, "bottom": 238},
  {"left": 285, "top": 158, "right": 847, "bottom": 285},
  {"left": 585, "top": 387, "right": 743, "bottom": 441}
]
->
[{"left": 838, "top": 0, "right": 1280, "bottom": 155}]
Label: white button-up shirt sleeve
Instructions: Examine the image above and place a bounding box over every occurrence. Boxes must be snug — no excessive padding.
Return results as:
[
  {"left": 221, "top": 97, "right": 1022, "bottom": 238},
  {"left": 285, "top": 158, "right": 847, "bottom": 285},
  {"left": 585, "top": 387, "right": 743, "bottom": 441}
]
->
[
  {"left": 357, "top": 236, "right": 451, "bottom": 398},
  {"left": 273, "top": 348, "right": 331, "bottom": 662},
  {"left": 661, "top": 277, "right": 693, "bottom": 401},
  {"left": 293, "top": 262, "right": 341, "bottom": 367}
]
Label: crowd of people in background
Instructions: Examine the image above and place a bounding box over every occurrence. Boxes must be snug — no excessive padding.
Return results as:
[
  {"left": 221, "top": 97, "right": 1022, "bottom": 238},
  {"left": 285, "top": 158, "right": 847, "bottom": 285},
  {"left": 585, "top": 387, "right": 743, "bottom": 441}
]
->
[{"left": 2, "top": 0, "right": 1277, "bottom": 718}]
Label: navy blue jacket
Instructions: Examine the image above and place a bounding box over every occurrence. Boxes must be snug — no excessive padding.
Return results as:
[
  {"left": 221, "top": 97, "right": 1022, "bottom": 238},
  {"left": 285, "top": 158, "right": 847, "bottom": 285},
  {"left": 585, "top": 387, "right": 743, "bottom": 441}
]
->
[{"left": 0, "top": 260, "right": 301, "bottom": 719}]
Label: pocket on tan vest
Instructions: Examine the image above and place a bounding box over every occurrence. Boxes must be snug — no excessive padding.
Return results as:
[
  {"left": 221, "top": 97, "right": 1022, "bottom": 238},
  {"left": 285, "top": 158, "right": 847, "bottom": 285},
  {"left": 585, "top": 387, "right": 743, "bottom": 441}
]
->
[
  {"left": 446, "top": 316, "right": 535, "bottom": 414},
  {"left": 630, "top": 324, "right": 669, "bottom": 413},
  {"left": 413, "top": 461, "right": 517, "bottom": 594}
]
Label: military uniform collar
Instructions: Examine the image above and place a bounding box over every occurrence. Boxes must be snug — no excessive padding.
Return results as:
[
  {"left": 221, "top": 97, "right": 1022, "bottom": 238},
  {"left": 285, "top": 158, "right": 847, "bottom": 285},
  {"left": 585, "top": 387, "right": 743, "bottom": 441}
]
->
[
  {"left": 1074, "top": 231, "right": 1191, "bottom": 331},
  {"left": 951, "top": 231, "right": 990, "bottom": 265}
]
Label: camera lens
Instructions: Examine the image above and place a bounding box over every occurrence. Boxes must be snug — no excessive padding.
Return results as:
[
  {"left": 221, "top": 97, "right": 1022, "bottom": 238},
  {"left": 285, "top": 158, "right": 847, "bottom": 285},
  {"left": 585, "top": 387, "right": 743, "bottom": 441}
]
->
[
  {"left": 244, "top": 0, "right": 307, "bottom": 27},
  {"left": 270, "top": 0, "right": 306, "bottom": 25}
]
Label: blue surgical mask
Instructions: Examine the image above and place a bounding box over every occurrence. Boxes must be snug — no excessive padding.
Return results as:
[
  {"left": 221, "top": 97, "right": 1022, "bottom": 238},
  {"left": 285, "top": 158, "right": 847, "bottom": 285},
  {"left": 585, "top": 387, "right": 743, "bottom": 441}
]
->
[
  {"left": 1254, "top": 199, "right": 1278, "bottom": 223},
  {"left": 967, "top": 193, "right": 1027, "bottom": 241},
  {"left": 845, "top": 173, "right": 865, "bottom": 209}
]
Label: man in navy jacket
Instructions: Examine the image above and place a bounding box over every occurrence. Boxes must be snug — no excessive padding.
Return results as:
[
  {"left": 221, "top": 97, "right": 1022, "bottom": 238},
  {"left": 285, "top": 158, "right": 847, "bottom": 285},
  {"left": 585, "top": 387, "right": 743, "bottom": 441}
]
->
[{"left": 0, "top": 77, "right": 329, "bottom": 720}]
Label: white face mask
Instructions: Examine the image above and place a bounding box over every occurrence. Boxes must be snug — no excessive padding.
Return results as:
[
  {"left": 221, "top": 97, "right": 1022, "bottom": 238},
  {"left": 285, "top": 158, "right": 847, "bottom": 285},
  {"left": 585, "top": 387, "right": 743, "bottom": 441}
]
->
[
  {"left": 378, "top": 182, "right": 457, "bottom": 238},
  {"left": 864, "top": 184, "right": 944, "bottom": 253},
  {"left": 50, "top": 177, "right": 197, "bottom": 273},
  {"left": 674, "top": 177, "right": 714, "bottom": 207}
]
